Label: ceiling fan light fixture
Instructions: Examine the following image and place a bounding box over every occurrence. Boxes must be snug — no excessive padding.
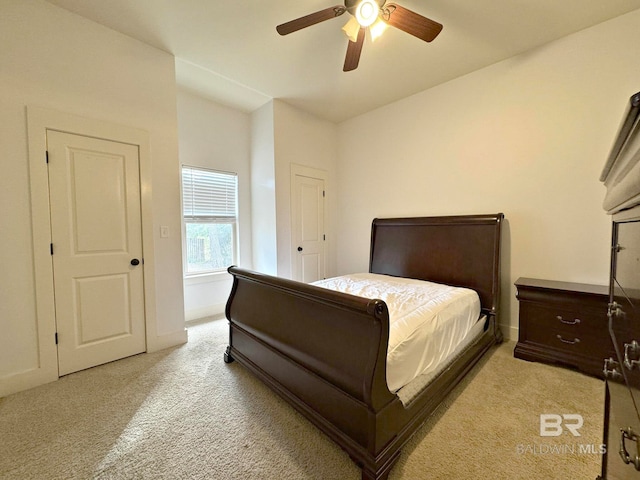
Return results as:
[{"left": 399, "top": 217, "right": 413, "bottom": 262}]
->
[
  {"left": 276, "top": 1, "right": 443, "bottom": 72},
  {"left": 369, "top": 18, "right": 388, "bottom": 41},
  {"left": 355, "top": 0, "right": 379, "bottom": 27},
  {"left": 342, "top": 16, "right": 361, "bottom": 42}
]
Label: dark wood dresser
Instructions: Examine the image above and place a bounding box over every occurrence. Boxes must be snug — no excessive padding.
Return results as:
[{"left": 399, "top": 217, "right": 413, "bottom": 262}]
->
[
  {"left": 514, "top": 277, "right": 610, "bottom": 377},
  {"left": 598, "top": 91, "right": 640, "bottom": 480}
]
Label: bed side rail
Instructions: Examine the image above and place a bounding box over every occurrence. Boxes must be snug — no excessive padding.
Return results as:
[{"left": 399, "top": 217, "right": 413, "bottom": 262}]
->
[{"left": 225, "top": 267, "right": 396, "bottom": 410}]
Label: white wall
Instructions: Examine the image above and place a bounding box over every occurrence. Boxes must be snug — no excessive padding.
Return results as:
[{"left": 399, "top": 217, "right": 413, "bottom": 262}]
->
[
  {"left": 0, "top": 0, "right": 186, "bottom": 396},
  {"left": 250, "top": 100, "right": 339, "bottom": 279},
  {"left": 177, "top": 89, "right": 253, "bottom": 321},
  {"left": 273, "top": 100, "right": 339, "bottom": 279},
  {"left": 250, "top": 102, "right": 278, "bottom": 275},
  {"left": 336, "top": 9, "right": 640, "bottom": 339}
]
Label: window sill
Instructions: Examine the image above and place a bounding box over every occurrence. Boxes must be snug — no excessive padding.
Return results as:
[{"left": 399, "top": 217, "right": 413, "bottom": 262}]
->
[{"left": 183, "top": 271, "right": 231, "bottom": 286}]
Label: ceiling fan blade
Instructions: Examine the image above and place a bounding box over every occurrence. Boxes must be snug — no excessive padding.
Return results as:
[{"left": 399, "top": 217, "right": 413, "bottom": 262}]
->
[
  {"left": 276, "top": 5, "right": 347, "bottom": 35},
  {"left": 343, "top": 27, "right": 365, "bottom": 72},
  {"left": 383, "top": 3, "right": 443, "bottom": 42}
]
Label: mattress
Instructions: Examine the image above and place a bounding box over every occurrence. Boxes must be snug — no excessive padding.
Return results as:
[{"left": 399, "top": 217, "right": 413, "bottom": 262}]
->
[
  {"left": 312, "top": 273, "right": 481, "bottom": 392},
  {"left": 396, "top": 315, "right": 486, "bottom": 405}
]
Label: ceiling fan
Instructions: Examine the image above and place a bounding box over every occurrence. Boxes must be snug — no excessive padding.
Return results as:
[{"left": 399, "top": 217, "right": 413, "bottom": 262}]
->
[{"left": 276, "top": 0, "right": 443, "bottom": 72}]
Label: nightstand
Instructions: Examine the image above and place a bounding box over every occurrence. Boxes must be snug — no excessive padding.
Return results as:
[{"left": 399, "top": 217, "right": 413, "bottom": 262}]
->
[{"left": 514, "top": 277, "right": 611, "bottom": 378}]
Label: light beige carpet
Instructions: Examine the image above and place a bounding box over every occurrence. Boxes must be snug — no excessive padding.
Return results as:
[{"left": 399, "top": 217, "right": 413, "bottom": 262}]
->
[{"left": 0, "top": 318, "right": 604, "bottom": 479}]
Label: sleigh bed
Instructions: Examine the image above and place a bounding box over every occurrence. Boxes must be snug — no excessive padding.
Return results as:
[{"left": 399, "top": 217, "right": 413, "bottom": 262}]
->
[{"left": 224, "top": 213, "right": 504, "bottom": 480}]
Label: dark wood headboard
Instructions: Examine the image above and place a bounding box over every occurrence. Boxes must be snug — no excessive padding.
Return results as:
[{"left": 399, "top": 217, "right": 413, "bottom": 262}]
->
[{"left": 369, "top": 213, "right": 504, "bottom": 318}]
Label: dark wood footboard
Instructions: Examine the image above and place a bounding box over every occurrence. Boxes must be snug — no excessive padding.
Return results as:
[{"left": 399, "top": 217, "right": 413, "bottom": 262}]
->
[
  {"left": 225, "top": 267, "right": 500, "bottom": 479},
  {"left": 225, "top": 267, "right": 397, "bottom": 455}
]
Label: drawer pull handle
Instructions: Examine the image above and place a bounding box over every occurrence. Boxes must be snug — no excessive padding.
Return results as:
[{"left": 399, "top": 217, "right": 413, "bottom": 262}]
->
[
  {"left": 556, "top": 335, "right": 580, "bottom": 345},
  {"left": 620, "top": 427, "right": 640, "bottom": 471},
  {"left": 604, "top": 357, "right": 623, "bottom": 380},
  {"left": 624, "top": 340, "right": 640, "bottom": 370},
  {"left": 557, "top": 315, "right": 580, "bottom": 325}
]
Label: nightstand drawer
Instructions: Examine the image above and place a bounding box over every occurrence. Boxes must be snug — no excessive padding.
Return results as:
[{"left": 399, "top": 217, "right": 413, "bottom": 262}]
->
[
  {"left": 514, "top": 277, "right": 610, "bottom": 377},
  {"left": 521, "top": 304, "right": 606, "bottom": 357},
  {"left": 519, "top": 303, "right": 606, "bottom": 338}
]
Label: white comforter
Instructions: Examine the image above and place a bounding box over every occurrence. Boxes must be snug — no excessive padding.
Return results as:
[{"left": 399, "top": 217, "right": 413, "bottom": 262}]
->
[{"left": 312, "top": 273, "right": 481, "bottom": 392}]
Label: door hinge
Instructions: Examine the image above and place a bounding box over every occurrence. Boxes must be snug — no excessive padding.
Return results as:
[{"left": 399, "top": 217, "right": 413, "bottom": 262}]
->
[
  {"left": 54, "top": 332, "right": 58, "bottom": 345},
  {"left": 50, "top": 243, "right": 54, "bottom": 255},
  {"left": 45, "top": 151, "right": 49, "bottom": 164},
  {"left": 323, "top": 190, "right": 325, "bottom": 197},
  {"left": 323, "top": 234, "right": 326, "bottom": 241}
]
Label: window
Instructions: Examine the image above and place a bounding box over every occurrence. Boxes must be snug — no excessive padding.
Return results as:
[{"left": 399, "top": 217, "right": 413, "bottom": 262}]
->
[{"left": 181, "top": 166, "right": 238, "bottom": 275}]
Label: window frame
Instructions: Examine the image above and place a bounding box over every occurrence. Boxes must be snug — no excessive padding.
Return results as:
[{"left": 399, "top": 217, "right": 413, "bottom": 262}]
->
[{"left": 181, "top": 165, "right": 239, "bottom": 277}]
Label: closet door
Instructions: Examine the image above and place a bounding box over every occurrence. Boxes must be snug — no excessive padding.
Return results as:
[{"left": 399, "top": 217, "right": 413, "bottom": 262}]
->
[{"left": 48, "top": 131, "right": 146, "bottom": 376}]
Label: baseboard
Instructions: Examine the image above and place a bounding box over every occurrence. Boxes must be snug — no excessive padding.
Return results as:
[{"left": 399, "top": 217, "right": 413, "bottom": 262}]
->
[
  {"left": 0, "top": 366, "right": 58, "bottom": 398},
  {"left": 499, "top": 323, "right": 518, "bottom": 342},
  {"left": 184, "top": 303, "right": 226, "bottom": 323},
  {"left": 146, "top": 328, "right": 188, "bottom": 353},
  {"left": 1, "top": 329, "right": 188, "bottom": 397}
]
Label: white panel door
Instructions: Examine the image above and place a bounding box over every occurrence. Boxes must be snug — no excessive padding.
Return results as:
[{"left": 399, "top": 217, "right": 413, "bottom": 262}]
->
[
  {"left": 47, "top": 131, "right": 146, "bottom": 376},
  {"left": 292, "top": 173, "right": 325, "bottom": 283}
]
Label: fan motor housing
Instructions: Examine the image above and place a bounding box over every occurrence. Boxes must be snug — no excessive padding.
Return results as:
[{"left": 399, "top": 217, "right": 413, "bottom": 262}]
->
[{"left": 345, "top": 0, "right": 386, "bottom": 15}]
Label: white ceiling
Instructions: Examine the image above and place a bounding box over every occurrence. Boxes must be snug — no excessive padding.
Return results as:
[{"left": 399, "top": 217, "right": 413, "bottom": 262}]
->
[{"left": 46, "top": 0, "right": 640, "bottom": 123}]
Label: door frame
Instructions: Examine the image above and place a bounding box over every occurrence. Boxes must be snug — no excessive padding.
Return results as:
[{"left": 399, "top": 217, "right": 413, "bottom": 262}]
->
[
  {"left": 290, "top": 164, "right": 327, "bottom": 282},
  {"left": 24, "top": 106, "right": 157, "bottom": 391}
]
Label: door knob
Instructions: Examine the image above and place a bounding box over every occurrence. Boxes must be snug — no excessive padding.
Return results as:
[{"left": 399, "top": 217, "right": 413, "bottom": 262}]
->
[
  {"left": 297, "top": 246, "right": 303, "bottom": 252},
  {"left": 130, "top": 258, "right": 140, "bottom": 266}
]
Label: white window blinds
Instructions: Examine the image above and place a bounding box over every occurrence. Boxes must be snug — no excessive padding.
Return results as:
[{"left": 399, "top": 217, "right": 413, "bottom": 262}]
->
[{"left": 182, "top": 167, "right": 237, "bottom": 220}]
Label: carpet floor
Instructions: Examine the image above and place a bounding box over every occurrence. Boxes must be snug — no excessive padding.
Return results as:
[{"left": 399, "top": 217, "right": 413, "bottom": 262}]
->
[{"left": 0, "top": 317, "right": 604, "bottom": 479}]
